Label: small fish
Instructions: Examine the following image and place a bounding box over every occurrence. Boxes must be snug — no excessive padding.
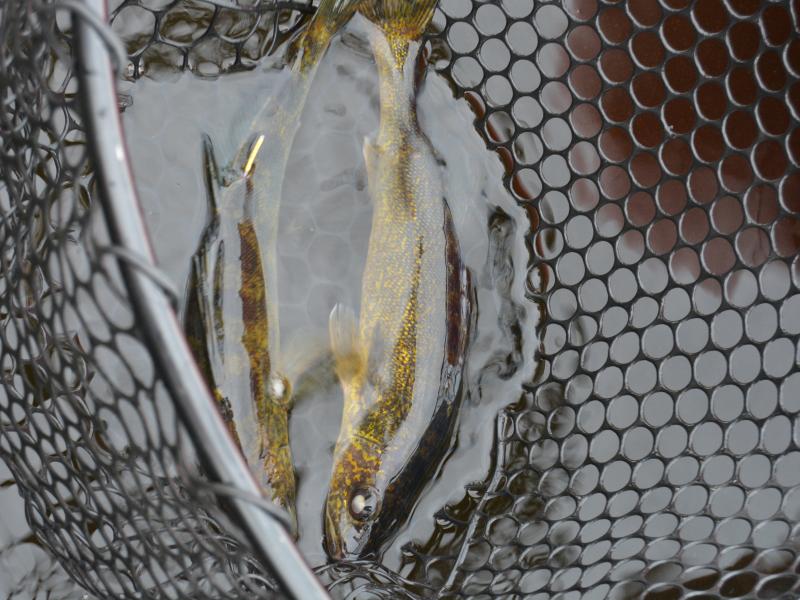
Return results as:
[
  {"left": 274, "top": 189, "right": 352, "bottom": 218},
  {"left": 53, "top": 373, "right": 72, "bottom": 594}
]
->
[
  {"left": 184, "top": 136, "right": 297, "bottom": 528},
  {"left": 324, "top": 0, "right": 473, "bottom": 559}
]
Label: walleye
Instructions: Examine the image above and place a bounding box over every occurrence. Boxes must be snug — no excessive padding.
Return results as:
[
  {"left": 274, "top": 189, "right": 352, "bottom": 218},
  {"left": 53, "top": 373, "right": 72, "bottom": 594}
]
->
[
  {"left": 324, "top": 0, "right": 473, "bottom": 559},
  {"left": 183, "top": 0, "right": 361, "bottom": 530},
  {"left": 184, "top": 137, "right": 298, "bottom": 526}
]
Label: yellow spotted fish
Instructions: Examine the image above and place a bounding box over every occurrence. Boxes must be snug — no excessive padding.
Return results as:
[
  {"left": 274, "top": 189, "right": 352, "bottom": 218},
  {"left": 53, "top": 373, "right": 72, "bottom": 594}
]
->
[
  {"left": 183, "top": 0, "right": 363, "bottom": 532},
  {"left": 324, "top": 0, "right": 473, "bottom": 559}
]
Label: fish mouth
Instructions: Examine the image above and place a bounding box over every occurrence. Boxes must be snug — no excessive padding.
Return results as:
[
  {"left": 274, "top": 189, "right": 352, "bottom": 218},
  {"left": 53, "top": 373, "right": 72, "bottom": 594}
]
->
[
  {"left": 341, "top": 528, "right": 374, "bottom": 560},
  {"left": 323, "top": 507, "right": 346, "bottom": 561},
  {"left": 323, "top": 509, "right": 372, "bottom": 561},
  {"left": 324, "top": 529, "right": 365, "bottom": 561}
]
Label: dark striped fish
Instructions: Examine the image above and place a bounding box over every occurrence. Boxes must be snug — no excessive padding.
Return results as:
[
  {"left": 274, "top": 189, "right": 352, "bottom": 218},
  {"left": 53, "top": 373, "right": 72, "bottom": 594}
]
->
[{"left": 184, "top": 136, "right": 296, "bottom": 526}]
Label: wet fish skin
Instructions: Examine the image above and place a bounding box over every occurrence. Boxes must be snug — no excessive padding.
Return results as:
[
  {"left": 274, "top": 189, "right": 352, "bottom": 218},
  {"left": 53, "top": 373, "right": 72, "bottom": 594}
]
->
[
  {"left": 184, "top": 137, "right": 297, "bottom": 527},
  {"left": 324, "top": 0, "right": 472, "bottom": 560}
]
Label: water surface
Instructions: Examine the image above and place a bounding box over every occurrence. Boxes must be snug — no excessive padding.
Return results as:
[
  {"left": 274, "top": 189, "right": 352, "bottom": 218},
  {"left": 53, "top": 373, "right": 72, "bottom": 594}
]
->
[{"left": 122, "top": 16, "right": 537, "bottom": 581}]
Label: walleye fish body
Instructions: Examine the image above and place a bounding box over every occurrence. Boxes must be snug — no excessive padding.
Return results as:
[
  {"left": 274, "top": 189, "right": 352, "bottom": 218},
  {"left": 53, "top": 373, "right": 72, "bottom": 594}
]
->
[
  {"left": 184, "top": 137, "right": 298, "bottom": 526},
  {"left": 324, "top": 0, "right": 473, "bottom": 559},
  {"left": 235, "top": 0, "right": 365, "bottom": 362}
]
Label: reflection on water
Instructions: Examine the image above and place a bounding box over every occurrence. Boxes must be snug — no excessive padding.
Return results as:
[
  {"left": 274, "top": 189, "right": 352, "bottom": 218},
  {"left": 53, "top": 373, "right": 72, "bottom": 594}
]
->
[{"left": 123, "top": 12, "right": 538, "bottom": 592}]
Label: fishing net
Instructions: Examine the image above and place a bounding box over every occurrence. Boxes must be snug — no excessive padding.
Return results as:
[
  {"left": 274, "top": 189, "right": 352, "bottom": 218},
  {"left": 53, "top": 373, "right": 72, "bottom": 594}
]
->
[{"left": 1, "top": 0, "right": 799, "bottom": 599}]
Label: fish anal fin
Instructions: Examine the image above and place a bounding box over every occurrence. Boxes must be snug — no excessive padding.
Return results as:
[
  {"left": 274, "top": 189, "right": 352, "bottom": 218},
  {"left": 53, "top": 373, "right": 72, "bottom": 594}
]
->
[{"left": 329, "top": 304, "right": 363, "bottom": 383}]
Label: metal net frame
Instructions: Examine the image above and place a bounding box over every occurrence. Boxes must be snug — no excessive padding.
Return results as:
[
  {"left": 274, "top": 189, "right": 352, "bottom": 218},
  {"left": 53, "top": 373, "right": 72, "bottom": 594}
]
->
[{"left": 1, "top": 0, "right": 799, "bottom": 599}]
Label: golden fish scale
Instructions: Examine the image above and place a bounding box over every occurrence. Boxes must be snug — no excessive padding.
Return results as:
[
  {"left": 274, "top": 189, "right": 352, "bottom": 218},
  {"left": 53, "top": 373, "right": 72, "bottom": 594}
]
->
[
  {"left": 326, "top": 1, "right": 463, "bottom": 557},
  {"left": 184, "top": 193, "right": 297, "bottom": 518},
  {"left": 237, "top": 221, "right": 295, "bottom": 512}
]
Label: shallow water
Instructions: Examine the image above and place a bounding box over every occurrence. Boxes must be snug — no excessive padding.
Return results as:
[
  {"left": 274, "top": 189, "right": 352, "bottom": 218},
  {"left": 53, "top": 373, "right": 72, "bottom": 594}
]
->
[{"left": 122, "top": 14, "right": 538, "bottom": 581}]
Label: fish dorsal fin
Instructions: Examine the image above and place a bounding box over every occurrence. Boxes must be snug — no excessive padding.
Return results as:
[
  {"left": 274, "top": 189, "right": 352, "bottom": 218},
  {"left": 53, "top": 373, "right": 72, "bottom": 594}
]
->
[
  {"left": 329, "top": 304, "right": 364, "bottom": 383},
  {"left": 201, "top": 134, "right": 221, "bottom": 216}
]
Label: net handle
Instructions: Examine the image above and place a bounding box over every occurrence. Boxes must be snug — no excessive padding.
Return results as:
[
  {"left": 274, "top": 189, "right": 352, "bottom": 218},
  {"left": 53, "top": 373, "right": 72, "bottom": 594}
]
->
[{"left": 71, "top": 2, "right": 331, "bottom": 598}]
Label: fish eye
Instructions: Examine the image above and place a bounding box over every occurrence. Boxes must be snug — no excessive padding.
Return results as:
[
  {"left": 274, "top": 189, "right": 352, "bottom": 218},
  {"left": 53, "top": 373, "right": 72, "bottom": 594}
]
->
[
  {"left": 349, "top": 486, "right": 379, "bottom": 521},
  {"left": 269, "top": 375, "right": 291, "bottom": 405}
]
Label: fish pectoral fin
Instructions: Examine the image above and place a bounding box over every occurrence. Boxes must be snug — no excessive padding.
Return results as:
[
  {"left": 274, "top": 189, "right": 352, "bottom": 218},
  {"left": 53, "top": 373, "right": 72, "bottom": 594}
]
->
[
  {"left": 280, "top": 330, "right": 339, "bottom": 402},
  {"left": 329, "top": 303, "right": 363, "bottom": 383},
  {"left": 286, "top": 354, "right": 338, "bottom": 405}
]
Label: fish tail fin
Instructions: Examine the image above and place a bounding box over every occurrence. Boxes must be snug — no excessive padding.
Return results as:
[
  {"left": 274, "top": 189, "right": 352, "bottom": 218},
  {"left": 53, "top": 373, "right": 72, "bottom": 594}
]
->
[
  {"left": 313, "top": 0, "right": 363, "bottom": 28},
  {"left": 292, "top": 0, "right": 361, "bottom": 68},
  {"left": 328, "top": 304, "right": 363, "bottom": 383},
  {"left": 360, "top": 0, "right": 438, "bottom": 38}
]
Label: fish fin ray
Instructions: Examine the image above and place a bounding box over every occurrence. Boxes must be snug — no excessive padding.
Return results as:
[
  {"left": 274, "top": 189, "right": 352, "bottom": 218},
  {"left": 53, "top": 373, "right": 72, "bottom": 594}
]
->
[
  {"left": 360, "top": 0, "right": 438, "bottom": 36},
  {"left": 329, "top": 303, "right": 363, "bottom": 383},
  {"left": 289, "top": 0, "right": 361, "bottom": 70},
  {"left": 225, "top": 133, "right": 267, "bottom": 183},
  {"left": 201, "top": 134, "right": 221, "bottom": 216},
  {"left": 280, "top": 330, "right": 338, "bottom": 403},
  {"left": 362, "top": 135, "right": 380, "bottom": 197}
]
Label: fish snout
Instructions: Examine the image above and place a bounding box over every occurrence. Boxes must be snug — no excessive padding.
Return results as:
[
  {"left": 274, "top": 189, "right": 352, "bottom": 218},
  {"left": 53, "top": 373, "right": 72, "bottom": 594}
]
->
[
  {"left": 323, "top": 518, "right": 345, "bottom": 560},
  {"left": 323, "top": 498, "right": 373, "bottom": 560}
]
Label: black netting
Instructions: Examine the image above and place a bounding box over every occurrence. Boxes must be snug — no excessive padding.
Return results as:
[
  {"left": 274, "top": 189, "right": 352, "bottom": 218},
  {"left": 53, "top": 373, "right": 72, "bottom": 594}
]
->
[{"left": 2, "top": 0, "right": 799, "bottom": 599}]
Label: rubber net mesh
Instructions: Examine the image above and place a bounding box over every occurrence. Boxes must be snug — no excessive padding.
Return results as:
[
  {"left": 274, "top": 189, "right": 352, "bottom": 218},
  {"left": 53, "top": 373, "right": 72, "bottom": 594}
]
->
[{"left": 2, "top": 0, "right": 800, "bottom": 598}]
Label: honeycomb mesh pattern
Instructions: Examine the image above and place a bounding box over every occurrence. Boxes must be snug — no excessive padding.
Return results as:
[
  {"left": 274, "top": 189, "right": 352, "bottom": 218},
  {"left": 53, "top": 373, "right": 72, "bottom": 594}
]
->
[
  {"left": 110, "top": 0, "right": 314, "bottom": 77},
  {"left": 410, "top": 1, "right": 800, "bottom": 598},
  {"left": 1, "top": 0, "right": 800, "bottom": 599}
]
